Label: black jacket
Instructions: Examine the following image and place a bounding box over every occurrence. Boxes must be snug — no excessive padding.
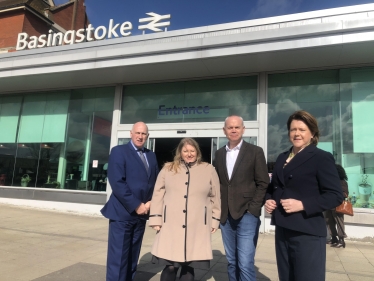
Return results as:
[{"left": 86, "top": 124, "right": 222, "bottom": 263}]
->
[{"left": 266, "top": 145, "right": 343, "bottom": 236}]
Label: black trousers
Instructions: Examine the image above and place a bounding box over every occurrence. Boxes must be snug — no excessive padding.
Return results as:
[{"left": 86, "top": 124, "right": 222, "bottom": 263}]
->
[
  {"left": 275, "top": 226, "right": 326, "bottom": 281},
  {"left": 325, "top": 209, "right": 346, "bottom": 238}
]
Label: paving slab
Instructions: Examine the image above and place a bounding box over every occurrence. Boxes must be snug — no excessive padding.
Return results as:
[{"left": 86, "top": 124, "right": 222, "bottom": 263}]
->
[{"left": 1, "top": 204, "right": 373, "bottom": 281}]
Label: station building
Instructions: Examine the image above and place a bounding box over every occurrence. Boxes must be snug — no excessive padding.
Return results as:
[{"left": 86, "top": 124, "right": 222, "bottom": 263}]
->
[{"left": 0, "top": 3, "right": 373, "bottom": 235}]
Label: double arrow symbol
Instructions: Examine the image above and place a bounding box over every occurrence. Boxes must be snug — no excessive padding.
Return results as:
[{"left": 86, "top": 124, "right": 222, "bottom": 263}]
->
[{"left": 139, "top": 12, "right": 171, "bottom": 32}]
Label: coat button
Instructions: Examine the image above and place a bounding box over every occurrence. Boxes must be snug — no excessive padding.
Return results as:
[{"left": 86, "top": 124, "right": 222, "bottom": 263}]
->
[
  {"left": 183, "top": 210, "right": 186, "bottom": 213},
  {"left": 185, "top": 182, "right": 188, "bottom": 185},
  {"left": 228, "top": 185, "right": 231, "bottom": 188},
  {"left": 182, "top": 225, "right": 186, "bottom": 228},
  {"left": 289, "top": 175, "right": 293, "bottom": 179},
  {"left": 274, "top": 186, "right": 278, "bottom": 189},
  {"left": 184, "top": 195, "right": 187, "bottom": 198},
  {"left": 186, "top": 172, "right": 189, "bottom": 174}
]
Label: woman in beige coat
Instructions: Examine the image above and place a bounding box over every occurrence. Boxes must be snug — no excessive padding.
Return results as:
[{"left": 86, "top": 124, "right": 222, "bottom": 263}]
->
[{"left": 149, "top": 138, "right": 221, "bottom": 281}]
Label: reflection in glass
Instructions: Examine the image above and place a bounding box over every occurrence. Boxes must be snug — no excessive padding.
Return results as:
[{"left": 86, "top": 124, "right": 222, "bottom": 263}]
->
[
  {"left": 0, "top": 87, "right": 114, "bottom": 191},
  {"left": 267, "top": 68, "right": 374, "bottom": 209},
  {"left": 0, "top": 144, "right": 17, "bottom": 186},
  {"left": 121, "top": 76, "right": 258, "bottom": 124}
]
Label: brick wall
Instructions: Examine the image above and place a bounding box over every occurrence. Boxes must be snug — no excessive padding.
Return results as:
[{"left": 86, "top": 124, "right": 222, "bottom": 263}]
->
[
  {"left": 51, "top": 0, "right": 88, "bottom": 31},
  {"left": 23, "top": 10, "right": 52, "bottom": 37},
  {"left": 0, "top": 10, "right": 25, "bottom": 49}
]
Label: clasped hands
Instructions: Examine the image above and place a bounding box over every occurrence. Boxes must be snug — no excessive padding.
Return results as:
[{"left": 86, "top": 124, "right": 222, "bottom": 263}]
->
[
  {"left": 135, "top": 201, "right": 151, "bottom": 215},
  {"left": 265, "top": 198, "right": 304, "bottom": 214}
]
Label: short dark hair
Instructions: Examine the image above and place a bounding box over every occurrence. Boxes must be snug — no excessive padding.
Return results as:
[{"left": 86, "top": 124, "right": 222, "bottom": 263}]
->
[
  {"left": 336, "top": 164, "right": 348, "bottom": 181},
  {"left": 287, "top": 110, "right": 320, "bottom": 145}
]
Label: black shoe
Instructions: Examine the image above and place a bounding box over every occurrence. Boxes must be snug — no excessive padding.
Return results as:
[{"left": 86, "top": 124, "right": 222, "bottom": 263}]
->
[
  {"left": 326, "top": 237, "right": 338, "bottom": 245},
  {"left": 333, "top": 238, "right": 345, "bottom": 248}
]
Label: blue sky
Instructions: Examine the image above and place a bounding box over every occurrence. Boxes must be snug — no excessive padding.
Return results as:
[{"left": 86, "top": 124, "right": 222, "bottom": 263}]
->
[{"left": 54, "top": 0, "right": 374, "bottom": 35}]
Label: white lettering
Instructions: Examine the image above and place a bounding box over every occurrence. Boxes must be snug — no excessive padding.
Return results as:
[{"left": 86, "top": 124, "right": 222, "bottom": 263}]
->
[
  {"left": 108, "top": 19, "right": 119, "bottom": 38},
  {"left": 38, "top": 34, "right": 47, "bottom": 48},
  {"left": 94, "top": 26, "right": 107, "bottom": 40},
  {"left": 64, "top": 30, "right": 76, "bottom": 45},
  {"left": 15, "top": 13, "right": 170, "bottom": 51},
  {"left": 16, "top": 33, "right": 28, "bottom": 50},
  {"left": 120, "top": 21, "right": 132, "bottom": 36},
  {"left": 86, "top": 24, "right": 94, "bottom": 41},
  {"left": 52, "top": 32, "right": 63, "bottom": 46},
  {"left": 75, "top": 28, "right": 85, "bottom": 43},
  {"left": 47, "top": 30, "right": 53, "bottom": 47},
  {"left": 28, "top": 36, "right": 38, "bottom": 49}
]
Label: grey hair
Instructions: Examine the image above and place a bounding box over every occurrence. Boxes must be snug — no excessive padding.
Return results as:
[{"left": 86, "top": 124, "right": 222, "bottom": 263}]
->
[{"left": 224, "top": 115, "right": 244, "bottom": 127}]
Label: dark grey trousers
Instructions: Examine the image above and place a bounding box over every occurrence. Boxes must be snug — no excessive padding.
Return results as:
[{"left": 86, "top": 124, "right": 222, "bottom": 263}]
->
[{"left": 325, "top": 209, "right": 347, "bottom": 239}]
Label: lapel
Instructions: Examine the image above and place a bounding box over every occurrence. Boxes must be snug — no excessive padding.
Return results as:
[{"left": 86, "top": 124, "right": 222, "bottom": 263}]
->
[
  {"left": 229, "top": 141, "right": 248, "bottom": 181},
  {"left": 221, "top": 148, "right": 230, "bottom": 182},
  {"left": 275, "top": 150, "right": 288, "bottom": 187},
  {"left": 283, "top": 145, "right": 316, "bottom": 178}
]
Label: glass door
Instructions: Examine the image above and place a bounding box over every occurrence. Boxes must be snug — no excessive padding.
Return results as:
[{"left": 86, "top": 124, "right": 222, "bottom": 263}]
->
[{"left": 117, "top": 129, "right": 258, "bottom": 168}]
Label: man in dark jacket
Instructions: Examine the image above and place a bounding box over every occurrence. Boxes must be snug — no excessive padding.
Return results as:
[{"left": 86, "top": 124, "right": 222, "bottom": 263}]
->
[
  {"left": 213, "top": 115, "right": 269, "bottom": 281},
  {"left": 101, "top": 122, "right": 159, "bottom": 281}
]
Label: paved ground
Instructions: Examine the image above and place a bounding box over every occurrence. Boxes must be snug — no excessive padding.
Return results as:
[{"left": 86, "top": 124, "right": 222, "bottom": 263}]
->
[{"left": 0, "top": 204, "right": 373, "bottom": 281}]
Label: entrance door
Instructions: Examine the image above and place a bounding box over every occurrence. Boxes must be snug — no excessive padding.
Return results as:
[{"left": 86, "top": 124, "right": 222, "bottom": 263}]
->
[{"left": 117, "top": 129, "right": 258, "bottom": 169}]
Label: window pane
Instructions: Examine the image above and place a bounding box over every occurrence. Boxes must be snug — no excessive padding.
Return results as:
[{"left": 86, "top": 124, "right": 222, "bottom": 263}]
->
[
  {"left": 0, "top": 96, "right": 22, "bottom": 143},
  {"left": 267, "top": 67, "right": 374, "bottom": 210},
  {"left": 120, "top": 76, "right": 258, "bottom": 124}
]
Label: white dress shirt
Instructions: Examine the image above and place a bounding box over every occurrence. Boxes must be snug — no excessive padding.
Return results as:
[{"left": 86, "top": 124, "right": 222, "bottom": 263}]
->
[{"left": 226, "top": 140, "right": 243, "bottom": 180}]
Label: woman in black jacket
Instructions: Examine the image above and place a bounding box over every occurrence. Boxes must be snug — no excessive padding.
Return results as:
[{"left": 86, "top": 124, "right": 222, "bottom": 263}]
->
[{"left": 265, "top": 110, "right": 343, "bottom": 281}]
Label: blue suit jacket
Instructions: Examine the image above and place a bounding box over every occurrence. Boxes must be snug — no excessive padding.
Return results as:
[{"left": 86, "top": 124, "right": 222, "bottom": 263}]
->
[
  {"left": 266, "top": 145, "right": 343, "bottom": 236},
  {"left": 101, "top": 142, "right": 159, "bottom": 221}
]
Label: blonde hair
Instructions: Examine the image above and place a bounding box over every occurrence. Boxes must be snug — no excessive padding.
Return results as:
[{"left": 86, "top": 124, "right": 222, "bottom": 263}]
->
[{"left": 166, "top": 138, "right": 203, "bottom": 173}]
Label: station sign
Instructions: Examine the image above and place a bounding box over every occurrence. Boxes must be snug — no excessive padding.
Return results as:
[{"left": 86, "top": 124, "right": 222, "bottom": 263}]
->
[{"left": 16, "top": 12, "right": 171, "bottom": 51}]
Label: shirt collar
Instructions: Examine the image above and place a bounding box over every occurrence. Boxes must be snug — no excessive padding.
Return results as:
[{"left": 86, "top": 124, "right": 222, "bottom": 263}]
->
[
  {"left": 225, "top": 139, "right": 243, "bottom": 152},
  {"left": 130, "top": 140, "right": 144, "bottom": 152}
]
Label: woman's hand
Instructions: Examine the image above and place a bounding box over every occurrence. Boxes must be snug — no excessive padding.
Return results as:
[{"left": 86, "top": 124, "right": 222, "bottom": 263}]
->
[
  {"left": 152, "top": 225, "right": 161, "bottom": 232},
  {"left": 211, "top": 228, "right": 217, "bottom": 234},
  {"left": 265, "top": 199, "right": 277, "bottom": 214},
  {"left": 280, "top": 199, "right": 304, "bottom": 213}
]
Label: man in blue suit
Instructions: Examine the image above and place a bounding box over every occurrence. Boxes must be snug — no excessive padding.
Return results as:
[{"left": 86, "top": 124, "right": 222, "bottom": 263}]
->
[{"left": 101, "top": 122, "right": 159, "bottom": 281}]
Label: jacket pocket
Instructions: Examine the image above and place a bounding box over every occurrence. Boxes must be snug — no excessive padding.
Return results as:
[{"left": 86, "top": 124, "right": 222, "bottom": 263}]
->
[
  {"left": 164, "top": 205, "right": 167, "bottom": 223},
  {"left": 204, "top": 206, "right": 207, "bottom": 225}
]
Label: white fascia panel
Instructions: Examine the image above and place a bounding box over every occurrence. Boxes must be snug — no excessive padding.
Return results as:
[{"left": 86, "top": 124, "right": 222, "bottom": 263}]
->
[{"left": 343, "top": 30, "right": 374, "bottom": 43}]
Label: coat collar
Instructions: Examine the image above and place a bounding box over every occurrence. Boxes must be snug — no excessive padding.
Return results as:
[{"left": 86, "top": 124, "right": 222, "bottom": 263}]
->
[
  {"left": 283, "top": 145, "right": 317, "bottom": 175},
  {"left": 274, "top": 145, "right": 317, "bottom": 186}
]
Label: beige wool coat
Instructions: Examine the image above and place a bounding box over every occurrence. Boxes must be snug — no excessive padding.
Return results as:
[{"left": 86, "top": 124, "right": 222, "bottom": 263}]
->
[{"left": 149, "top": 162, "right": 221, "bottom": 263}]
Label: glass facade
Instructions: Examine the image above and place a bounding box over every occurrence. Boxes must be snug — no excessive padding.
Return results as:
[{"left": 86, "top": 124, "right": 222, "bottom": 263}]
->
[
  {"left": 0, "top": 87, "right": 114, "bottom": 191},
  {"left": 267, "top": 67, "right": 374, "bottom": 209},
  {"left": 120, "top": 76, "right": 258, "bottom": 124}
]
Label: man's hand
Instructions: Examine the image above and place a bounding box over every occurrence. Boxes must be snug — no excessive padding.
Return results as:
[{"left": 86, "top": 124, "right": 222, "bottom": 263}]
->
[
  {"left": 265, "top": 199, "right": 277, "bottom": 214},
  {"left": 144, "top": 201, "right": 151, "bottom": 212},
  {"left": 135, "top": 203, "right": 148, "bottom": 215},
  {"left": 280, "top": 199, "right": 304, "bottom": 213},
  {"left": 211, "top": 228, "right": 217, "bottom": 234}
]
